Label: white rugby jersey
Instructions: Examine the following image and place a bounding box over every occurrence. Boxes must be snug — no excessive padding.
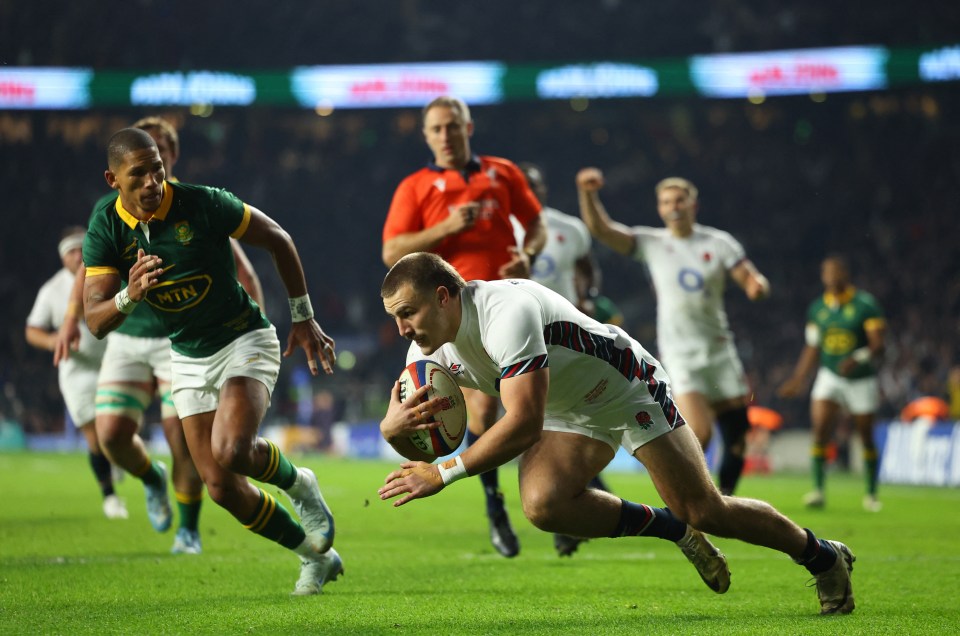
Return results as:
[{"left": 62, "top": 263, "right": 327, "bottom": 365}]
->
[
  {"left": 407, "top": 279, "right": 681, "bottom": 427},
  {"left": 530, "top": 208, "right": 592, "bottom": 304},
  {"left": 631, "top": 224, "right": 745, "bottom": 359},
  {"left": 26, "top": 267, "right": 107, "bottom": 368}
]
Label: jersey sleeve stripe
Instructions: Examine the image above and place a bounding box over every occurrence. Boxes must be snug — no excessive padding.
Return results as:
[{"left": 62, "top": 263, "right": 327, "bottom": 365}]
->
[
  {"left": 499, "top": 354, "right": 549, "bottom": 379},
  {"left": 85, "top": 266, "right": 119, "bottom": 277},
  {"left": 230, "top": 204, "right": 252, "bottom": 239}
]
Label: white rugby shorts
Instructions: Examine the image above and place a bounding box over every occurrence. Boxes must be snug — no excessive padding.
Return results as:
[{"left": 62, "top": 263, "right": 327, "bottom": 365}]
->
[
  {"left": 58, "top": 359, "right": 99, "bottom": 427},
  {"left": 98, "top": 332, "right": 173, "bottom": 384},
  {"left": 811, "top": 367, "right": 880, "bottom": 415},
  {"left": 543, "top": 363, "right": 684, "bottom": 455},
  {"left": 659, "top": 342, "right": 748, "bottom": 402},
  {"left": 170, "top": 326, "right": 281, "bottom": 419}
]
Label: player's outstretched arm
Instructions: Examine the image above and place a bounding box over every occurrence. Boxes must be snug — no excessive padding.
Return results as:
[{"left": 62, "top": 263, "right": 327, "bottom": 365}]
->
[
  {"left": 236, "top": 206, "right": 335, "bottom": 375},
  {"left": 576, "top": 167, "right": 636, "bottom": 256}
]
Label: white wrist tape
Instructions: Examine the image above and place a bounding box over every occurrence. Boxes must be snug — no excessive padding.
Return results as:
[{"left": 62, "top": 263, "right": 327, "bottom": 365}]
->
[
  {"left": 289, "top": 294, "right": 314, "bottom": 322},
  {"left": 804, "top": 324, "right": 820, "bottom": 347},
  {"left": 114, "top": 287, "right": 139, "bottom": 315},
  {"left": 851, "top": 347, "right": 872, "bottom": 364},
  {"left": 437, "top": 455, "right": 468, "bottom": 485}
]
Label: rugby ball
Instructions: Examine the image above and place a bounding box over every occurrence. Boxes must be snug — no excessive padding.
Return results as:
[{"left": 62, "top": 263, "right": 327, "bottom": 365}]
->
[{"left": 398, "top": 360, "right": 467, "bottom": 457}]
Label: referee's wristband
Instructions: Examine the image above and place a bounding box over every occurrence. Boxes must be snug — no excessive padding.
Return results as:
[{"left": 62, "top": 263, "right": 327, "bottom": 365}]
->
[
  {"left": 114, "top": 287, "right": 139, "bottom": 315},
  {"left": 289, "top": 294, "right": 314, "bottom": 322},
  {"left": 437, "top": 455, "right": 468, "bottom": 485}
]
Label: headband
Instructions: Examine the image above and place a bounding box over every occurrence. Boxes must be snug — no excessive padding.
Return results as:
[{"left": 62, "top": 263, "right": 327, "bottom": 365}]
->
[{"left": 58, "top": 233, "right": 85, "bottom": 258}]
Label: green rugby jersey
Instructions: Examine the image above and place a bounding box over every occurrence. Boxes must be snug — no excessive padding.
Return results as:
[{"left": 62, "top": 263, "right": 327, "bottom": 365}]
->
[
  {"left": 806, "top": 287, "right": 885, "bottom": 379},
  {"left": 84, "top": 181, "right": 269, "bottom": 357},
  {"left": 90, "top": 192, "right": 167, "bottom": 338}
]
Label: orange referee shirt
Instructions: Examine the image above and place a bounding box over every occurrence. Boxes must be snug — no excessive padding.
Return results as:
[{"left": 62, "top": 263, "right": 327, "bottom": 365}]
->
[{"left": 383, "top": 155, "right": 542, "bottom": 281}]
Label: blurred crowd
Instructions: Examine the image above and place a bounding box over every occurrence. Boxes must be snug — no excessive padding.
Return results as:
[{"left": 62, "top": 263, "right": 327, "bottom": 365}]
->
[
  {"left": 1, "top": 84, "right": 957, "bottom": 436},
  {"left": 4, "top": 1, "right": 958, "bottom": 67}
]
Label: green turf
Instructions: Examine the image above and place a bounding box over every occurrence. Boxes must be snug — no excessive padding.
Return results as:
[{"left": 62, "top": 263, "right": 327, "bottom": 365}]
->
[{"left": 1, "top": 452, "right": 958, "bottom": 635}]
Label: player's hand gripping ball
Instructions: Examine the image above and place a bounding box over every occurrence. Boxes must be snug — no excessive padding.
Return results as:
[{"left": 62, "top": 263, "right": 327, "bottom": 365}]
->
[{"left": 398, "top": 360, "right": 467, "bottom": 456}]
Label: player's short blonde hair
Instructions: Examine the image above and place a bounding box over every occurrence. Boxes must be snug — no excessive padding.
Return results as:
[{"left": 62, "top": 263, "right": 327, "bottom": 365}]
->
[
  {"left": 655, "top": 177, "right": 698, "bottom": 202},
  {"left": 422, "top": 96, "right": 472, "bottom": 125},
  {"left": 132, "top": 116, "right": 179, "bottom": 157}
]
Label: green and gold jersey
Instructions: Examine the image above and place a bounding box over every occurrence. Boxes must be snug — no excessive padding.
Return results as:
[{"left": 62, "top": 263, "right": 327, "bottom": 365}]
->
[
  {"left": 806, "top": 287, "right": 885, "bottom": 379},
  {"left": 83, "top": 181, "right": 269, "bottom": 358},
  {"left": 90, "top": 192, "right": 167, "bottom": 338}
]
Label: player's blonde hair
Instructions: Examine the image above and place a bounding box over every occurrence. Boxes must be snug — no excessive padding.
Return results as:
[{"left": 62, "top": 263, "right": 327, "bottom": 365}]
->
[
  {"left": 655, "top": 177, "right": 698, "bottom": 202},
  {"left": 132, "top": 116, "right": 179, "bottom": 158},
  {"left": 422, "top": 96, "right": 472, "bottom": 125}
]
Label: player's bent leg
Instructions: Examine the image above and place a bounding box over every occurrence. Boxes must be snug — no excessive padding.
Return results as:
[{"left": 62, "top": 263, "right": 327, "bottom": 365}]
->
[
  {"left": 638, "top": 425, "right": 855, "bottom": 611},
  {"left": 518, "top": 431, "right": 618, "bottom": 536},
  {"left": 184, "top": 410, "right": 342, "bottom": 595},
  {"left": 212, "top": 378, "right": 336, "bottom": 553},
  {"left": 523, "top": 430, "right": 727, "bottom": 592},
  {"left": 96, "top": 396, "right": 171, "bottom": 531},
  {"left": 636, "top": 425, "right": 802, "bottom": 551}
]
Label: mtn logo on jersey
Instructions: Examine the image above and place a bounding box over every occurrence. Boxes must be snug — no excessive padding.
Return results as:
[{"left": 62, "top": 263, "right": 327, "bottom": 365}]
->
[{"left": 144, "top": 274, "right": 212, "bottom": 312}]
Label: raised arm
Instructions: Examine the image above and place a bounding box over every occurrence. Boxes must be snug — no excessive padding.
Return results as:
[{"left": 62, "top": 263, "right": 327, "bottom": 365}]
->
[
  {"left": 575, "top": 167, "right": 636, "bottom": 256},
  {"left": 730, "top": 259, "right": 771, "bottom": 301}
]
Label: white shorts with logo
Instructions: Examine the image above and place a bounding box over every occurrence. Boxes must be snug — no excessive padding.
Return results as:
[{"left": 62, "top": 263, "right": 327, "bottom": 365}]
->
[
  {"left": 659, "top": 341, "right": 748, "bottom": 401},
  {"left": 58, "top": 360, "right": 100, "bottom": 427},
  {"left": 170, "top": 326, "right": 281, "bottom": 419},
  {"left": 98, "top": 332, "right": 173, "bottom": 384},
  {"left": 543, "top": 354, "right": 684, "bottom": 455},
  {"left": 811, "top": 367, "right": 879, "bottom": 415}
]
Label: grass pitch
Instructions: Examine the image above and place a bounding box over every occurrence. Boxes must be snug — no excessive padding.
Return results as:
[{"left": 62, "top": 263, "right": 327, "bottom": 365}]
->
[{"left": 1, "top": 452, "right": 958, "bottom": 635}]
